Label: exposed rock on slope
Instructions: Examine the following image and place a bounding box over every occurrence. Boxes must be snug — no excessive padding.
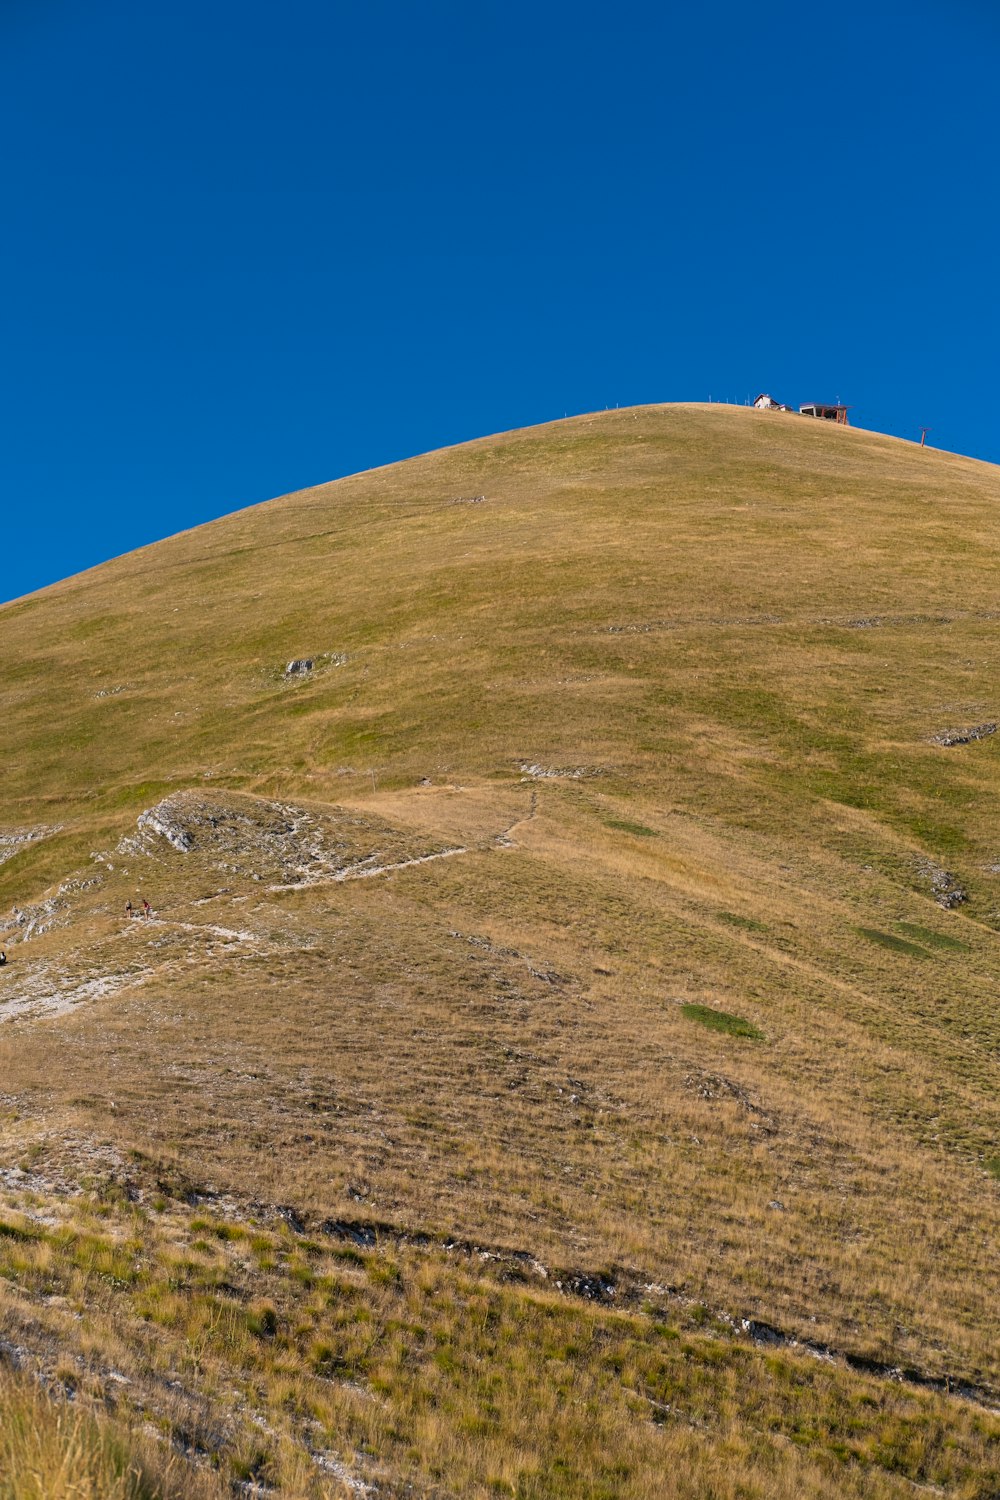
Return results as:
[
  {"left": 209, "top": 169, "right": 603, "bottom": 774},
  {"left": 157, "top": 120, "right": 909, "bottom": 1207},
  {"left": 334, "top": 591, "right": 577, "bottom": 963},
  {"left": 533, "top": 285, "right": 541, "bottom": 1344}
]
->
[
  {"left": 124, "top": 790, "right": 468, "bottom": 890},
  {"left": 931, "top": 722, "right": 996, "bottom": 747}
]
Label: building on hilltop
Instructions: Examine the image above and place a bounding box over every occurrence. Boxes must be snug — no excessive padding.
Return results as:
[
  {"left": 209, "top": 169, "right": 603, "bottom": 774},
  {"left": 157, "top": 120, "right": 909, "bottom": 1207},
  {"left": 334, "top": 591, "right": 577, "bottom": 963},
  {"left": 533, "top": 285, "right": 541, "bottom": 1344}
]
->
[
  {"left": 753, "top": 393, "right": 786, "bottom": 409},
  {"left": 800, "top": 402, "right": 850, "bottom": 425}
]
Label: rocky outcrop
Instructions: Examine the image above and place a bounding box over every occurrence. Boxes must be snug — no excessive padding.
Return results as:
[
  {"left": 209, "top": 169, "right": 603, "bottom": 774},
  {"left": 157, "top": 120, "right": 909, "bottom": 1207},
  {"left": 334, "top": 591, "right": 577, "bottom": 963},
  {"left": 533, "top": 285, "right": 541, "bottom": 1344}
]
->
[
  {"left": 915, "top": 857, "right": 968, "bottom": 909},
  {"left": 122, "top": 789, "right": 460, "bottom": 891},
  {"left": 136, "top": 803, "right": 195, "bottom": 852},
  {"left": 931, "top": 722, "right": 996, "bottom": 747}
]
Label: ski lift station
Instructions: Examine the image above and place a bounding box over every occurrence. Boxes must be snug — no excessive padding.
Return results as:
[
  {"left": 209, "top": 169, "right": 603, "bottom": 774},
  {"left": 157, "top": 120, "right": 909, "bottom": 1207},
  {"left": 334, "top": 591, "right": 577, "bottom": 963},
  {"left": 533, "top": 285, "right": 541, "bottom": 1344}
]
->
[
  {"left": 799, "top": 402, "right": 850, "bottom": 425},
  {"left": 751, "top": 394, "right": 851, "bottom": 426}
]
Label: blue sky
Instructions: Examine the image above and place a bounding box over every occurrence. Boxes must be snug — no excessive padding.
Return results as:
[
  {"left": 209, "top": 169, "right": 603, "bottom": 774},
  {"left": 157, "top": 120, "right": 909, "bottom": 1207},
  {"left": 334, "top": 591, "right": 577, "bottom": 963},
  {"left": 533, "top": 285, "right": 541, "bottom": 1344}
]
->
[{"left": 2, "top": 0, "right": 997, "bottom": 603}]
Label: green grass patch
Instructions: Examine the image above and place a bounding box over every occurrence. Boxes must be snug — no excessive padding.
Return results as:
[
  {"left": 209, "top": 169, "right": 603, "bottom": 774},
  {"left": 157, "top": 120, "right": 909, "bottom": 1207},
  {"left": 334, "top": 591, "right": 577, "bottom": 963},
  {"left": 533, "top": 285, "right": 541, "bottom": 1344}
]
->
[
  {"left": 680, "top": 1004, "right": 763, "bottom": 1040},
  {"left": 717, "top": 911, "right": 767, "bottom": 934},
  {"left": 92, "top": 779, "right": 177, "bottom": 813},
  {"left": 603, "top": 818, "right": 659, "bottom": 837},
  {"left": 894, "top": 921, "right": 969, "bottom": 952},
  {"left": 855, "top": 927, "right": 931, "bottom": 958}
]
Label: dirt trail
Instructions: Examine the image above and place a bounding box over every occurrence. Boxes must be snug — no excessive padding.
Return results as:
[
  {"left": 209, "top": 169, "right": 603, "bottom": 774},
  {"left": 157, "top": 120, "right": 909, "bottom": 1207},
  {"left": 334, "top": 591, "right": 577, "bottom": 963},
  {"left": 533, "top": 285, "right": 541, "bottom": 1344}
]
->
[{"left": 267, "top": 844, "right": 469, "bottom": 893}]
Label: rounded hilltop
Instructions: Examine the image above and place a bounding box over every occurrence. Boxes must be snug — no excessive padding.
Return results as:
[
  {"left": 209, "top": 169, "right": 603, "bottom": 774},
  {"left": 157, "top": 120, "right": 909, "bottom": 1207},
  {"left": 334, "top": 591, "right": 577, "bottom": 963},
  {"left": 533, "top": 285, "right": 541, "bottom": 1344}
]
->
[{"left": 2, "top": 399, "right": 996, "bottom": 826}]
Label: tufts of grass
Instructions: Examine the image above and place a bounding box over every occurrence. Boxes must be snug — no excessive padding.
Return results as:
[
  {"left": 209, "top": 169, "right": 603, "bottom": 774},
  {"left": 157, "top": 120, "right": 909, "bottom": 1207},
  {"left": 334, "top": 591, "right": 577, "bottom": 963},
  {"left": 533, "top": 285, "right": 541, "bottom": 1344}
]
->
[
  {"left": 0, "top": 1218, "right": 40, "bottom": 1243},
  {"left": 680, "top": 1003, "right": 763, "bottom": 1040},
  {"left": 0, "top": 1196, "right": 998, "bottom": 1498},
  {"left": 246, "top": 1301, "right": 279, "bottom": 1339},
  {"left": 0, "top": 1368, "right": 224, "bottom": 1499}
]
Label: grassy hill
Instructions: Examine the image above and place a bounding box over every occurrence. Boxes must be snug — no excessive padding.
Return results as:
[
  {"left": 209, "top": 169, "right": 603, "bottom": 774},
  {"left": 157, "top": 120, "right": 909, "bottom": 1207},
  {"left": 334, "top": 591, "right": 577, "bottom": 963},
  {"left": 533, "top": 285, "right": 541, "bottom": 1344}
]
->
[{"left": 1, "top": 403, "right": 998, "bottom": 1497}]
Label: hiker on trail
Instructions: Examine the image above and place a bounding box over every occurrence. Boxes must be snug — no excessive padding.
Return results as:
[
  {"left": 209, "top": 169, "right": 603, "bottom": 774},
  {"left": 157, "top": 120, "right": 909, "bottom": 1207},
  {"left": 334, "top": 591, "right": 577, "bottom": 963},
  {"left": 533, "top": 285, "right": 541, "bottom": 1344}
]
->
[
  {"left": 142, "top": 899, "right": 151, "bottom": 918},
  {"left": 125, "top": 901, "right": 133, "bottom": 919}
]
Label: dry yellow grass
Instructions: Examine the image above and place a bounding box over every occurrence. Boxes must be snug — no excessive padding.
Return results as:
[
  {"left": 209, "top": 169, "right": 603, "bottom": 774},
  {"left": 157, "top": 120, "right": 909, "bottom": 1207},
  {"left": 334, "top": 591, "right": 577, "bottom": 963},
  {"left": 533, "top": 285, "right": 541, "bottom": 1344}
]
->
[
  {"left": 0, "top": 1366, "right": 225, "bottom": 1499},
  {"left": 0, "top": 403, "right": 998, "bottom": 1494}
]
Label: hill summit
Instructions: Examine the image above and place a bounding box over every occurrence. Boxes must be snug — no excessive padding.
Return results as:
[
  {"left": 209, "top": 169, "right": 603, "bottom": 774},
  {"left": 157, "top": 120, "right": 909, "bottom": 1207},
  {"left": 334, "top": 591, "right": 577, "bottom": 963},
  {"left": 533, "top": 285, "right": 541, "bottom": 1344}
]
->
[{"left": 1, "top": 404, "right": 998, "bottom": 1499}]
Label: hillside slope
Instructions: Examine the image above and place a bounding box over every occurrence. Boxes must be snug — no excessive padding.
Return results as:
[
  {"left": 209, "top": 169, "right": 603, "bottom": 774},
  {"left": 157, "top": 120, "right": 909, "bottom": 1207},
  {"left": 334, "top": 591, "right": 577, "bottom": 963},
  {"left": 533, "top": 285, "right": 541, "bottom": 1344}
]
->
[{"left": 1, "top": 404, "right": 998, "bottom": 1498}]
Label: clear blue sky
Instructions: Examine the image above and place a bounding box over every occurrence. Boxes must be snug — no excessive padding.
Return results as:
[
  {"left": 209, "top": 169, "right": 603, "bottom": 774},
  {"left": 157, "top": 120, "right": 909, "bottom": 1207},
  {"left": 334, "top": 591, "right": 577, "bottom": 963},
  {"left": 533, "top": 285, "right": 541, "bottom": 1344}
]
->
[{"left": 2, "top": 0, "right": 997, "bottom": 603}]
